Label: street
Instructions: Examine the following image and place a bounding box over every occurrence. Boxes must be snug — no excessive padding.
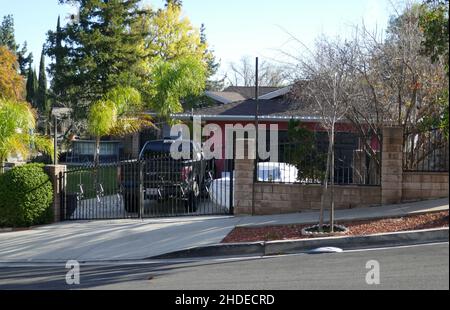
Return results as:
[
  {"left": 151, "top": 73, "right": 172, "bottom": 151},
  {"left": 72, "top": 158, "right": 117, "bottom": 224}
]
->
[{"left": 0, "top": 243, "right": 448, "bottom": 290}]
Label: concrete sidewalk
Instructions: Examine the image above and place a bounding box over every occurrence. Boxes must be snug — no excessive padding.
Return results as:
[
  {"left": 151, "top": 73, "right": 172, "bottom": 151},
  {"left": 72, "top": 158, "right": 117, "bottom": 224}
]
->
[
  {"left": 237, "top": 198, "right": 449, "bottom": 228},
  {"left": 0, "top": 198, "right": 447, "bottom": 262}
]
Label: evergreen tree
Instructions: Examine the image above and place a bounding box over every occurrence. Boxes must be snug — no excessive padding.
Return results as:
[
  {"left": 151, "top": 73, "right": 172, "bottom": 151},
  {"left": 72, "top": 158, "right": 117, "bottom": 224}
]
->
[
  {"left": 36, "top": 49, "right": 48, "bottom": 114},
  {"left": 54, "top": 16, "right": 63, "bottom": 80},
  {"left": 46, "top": 16, "right": 66, "bottom": 106},
  {"left": 45, "top": 0, "right": 148, "bottom": 117},
  {"left": 0, "top": 15, "right": 17, "bottom": 51},
  {"left": 25, "top": 62, "right": 37, "bottom": 106},
  {"left": 200, "top": 23, "right": 223, "bottom": 91},
  {"left": 420, "top": 0, "right": 449, "bottom": 135},
  {"left": 17, "top": 42, "right": 33, "bottom": 76},
  {"left": 0, "top": 15, "right": 33, "bottom": 76}
]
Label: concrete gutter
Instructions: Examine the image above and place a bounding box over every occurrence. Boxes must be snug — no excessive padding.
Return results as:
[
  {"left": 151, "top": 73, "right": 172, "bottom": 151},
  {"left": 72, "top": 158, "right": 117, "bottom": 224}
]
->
[{"left": 152, "top": 228, "right": 449, "bottom": 259}]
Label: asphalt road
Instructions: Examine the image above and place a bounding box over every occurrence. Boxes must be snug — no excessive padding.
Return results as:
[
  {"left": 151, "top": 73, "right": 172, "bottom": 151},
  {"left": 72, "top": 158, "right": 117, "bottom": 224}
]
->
[{"left": 0, "top": 243, "right": 448, "bottom": 290}]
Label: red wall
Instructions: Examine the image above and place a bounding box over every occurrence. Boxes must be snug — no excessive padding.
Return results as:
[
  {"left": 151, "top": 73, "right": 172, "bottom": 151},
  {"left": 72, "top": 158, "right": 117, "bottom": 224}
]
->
[{"left": 201, "top": 120, "right": 378, "bottom": 176}]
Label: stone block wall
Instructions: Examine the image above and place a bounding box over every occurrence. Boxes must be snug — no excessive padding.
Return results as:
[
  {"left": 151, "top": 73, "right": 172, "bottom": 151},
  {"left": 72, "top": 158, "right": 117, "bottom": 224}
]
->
[
  {"left": 250, "top": 184, "right": 381, "bottom": 216},
  {"left": 381, "top": 126, "right": 404, "bottom": 205},
  {"left": 45, "top": 165, "right": 67, "bottom": 223},
  {"left": 233, "top": 126, "right": 449, "bottom": 216},
  {"left": 402, "top": 172, "right": 449, "bottom": 202}
]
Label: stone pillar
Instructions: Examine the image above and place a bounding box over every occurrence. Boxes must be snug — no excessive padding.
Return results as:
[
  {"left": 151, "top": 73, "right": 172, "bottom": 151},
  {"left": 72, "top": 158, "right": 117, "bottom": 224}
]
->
[
  {"left": 233, "top": 138, "right": 256, "bottom": 216},
  {"left": 381, "top": 126, "right": 404, "bottom": 205},
  {"left": 45, "top": 165, "right": 67, "bottom": 223}
]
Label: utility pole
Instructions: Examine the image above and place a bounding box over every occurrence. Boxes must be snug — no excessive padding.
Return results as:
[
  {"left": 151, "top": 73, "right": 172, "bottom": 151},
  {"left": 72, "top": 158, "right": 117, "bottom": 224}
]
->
[
  {"left": 54, "top": 115, "right": 58, "bottom": 165},
  {"left": 251, "top": 57, "right": 259, "bottom": 216}
]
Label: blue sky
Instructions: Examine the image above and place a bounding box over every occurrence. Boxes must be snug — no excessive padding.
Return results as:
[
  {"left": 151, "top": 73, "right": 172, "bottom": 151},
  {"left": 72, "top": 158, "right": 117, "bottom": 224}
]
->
[{"left": 0, "top": 0, "right": 397, "bottom": 76}]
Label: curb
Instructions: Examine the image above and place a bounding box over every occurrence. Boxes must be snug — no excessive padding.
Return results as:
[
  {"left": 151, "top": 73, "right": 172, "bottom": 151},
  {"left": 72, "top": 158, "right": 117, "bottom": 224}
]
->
[{"left": 152, "top": 227, "right": 449, "bottom": 259}]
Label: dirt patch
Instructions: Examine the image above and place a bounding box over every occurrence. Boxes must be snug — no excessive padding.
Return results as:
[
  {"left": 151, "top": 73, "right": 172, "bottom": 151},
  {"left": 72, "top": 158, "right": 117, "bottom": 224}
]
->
[{"left": 222, "top": 211, "right": 449, "bottom": 244}]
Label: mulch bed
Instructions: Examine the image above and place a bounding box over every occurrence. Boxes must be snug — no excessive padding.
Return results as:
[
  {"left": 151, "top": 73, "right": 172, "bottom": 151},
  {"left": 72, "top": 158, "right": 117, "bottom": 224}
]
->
[{"left": 222, "top": 211, "right": 449, "bottom": 244}]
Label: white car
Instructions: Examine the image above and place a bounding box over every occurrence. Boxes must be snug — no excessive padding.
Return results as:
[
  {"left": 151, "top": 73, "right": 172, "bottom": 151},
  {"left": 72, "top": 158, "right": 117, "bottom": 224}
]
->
[{"left": 209, "top": 162, "right": 298, "bottom": 210}]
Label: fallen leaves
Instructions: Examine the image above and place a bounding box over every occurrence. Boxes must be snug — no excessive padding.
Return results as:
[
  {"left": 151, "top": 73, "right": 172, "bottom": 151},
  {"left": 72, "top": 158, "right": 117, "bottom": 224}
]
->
[{"left": 222, "top": 211, "right": 449, "bottom": 243}]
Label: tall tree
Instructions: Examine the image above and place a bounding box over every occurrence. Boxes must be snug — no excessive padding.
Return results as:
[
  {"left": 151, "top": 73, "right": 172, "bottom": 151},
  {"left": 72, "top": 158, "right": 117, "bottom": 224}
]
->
[
  {"left": 25, "top": 63, "right": 37, "bottom": 106},
  {"left": 420, "top": 0, "right": 449, "bottom": 135},
  {"left": 0, "top": 46, "right": 24, "bottom": 101},
  {"left": 16, "top": 42, "right": 33, "bottom": 77},
  {"left": 46, "top": 16, "right": 68, "bottom": 112},
  {"left": 54, "top": 16, "right": 64, "bottom": 88},
  {"left": 0, "top": 15, "right": 17, "bottom": 51},
  {"left": 420, "top": 0, "right": 449, "bottom": 72},
  {"left": 181, "top": 23, "right": 223, "bottom": 110},
  {"left": 0, "top": 15, "right": 32, "bottom": 76},
  {"left": 143, "top": 2, "right": 208, "bottom": 116},
  {"left": 45, "top": 0, "right": 148, "bottom": 118},
  {"left": 290, "top": 37, "right": 360, "bottom": 232},
  {"left": 200, "top": 23, "right": 224, "bottom": 91},
  {"left": 36, "top": 49, "right": 48, "bottom": 115}
]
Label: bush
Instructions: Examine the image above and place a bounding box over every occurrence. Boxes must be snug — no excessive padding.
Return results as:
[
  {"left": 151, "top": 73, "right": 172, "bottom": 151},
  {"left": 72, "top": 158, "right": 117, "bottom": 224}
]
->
[{"left": 0, "top": 164, "right": 53, "bottom": 228}]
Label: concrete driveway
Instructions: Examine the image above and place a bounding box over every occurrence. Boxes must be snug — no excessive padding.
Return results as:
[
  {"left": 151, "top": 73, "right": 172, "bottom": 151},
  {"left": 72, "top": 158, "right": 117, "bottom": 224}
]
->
[
  {"left": 0, "top": 216, "right": 239, "bottom": 262},
  {"left": 0, "top": 198, "right": 448, "bottom": 263}
]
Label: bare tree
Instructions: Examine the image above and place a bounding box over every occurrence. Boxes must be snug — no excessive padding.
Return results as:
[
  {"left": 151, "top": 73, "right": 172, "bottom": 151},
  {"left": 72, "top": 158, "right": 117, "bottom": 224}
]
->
[
  {"left": 349, "top": 3, "right": 448, "bottom": 170},
  {"left": 352, "top": 6, "right": 448, "bottom": 132},
  {"left": 227, "top": 56, "right": 287, "bottom": 87},
  {"left": 275, "top": 3, "right": 447, "bottom": 232},
  {"left": 289, "top": 37, "right": 361, "bottom": 232}
]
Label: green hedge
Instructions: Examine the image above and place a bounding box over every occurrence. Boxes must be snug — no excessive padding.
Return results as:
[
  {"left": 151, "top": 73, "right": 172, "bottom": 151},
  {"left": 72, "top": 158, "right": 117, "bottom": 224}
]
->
[{"left": 0, "top": 164, "right": 53, "bottom": 228}]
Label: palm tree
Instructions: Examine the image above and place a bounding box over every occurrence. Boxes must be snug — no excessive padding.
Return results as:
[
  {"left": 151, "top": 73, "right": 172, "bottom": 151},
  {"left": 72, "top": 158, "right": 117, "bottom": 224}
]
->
[
  {"left": 87, "top": 86, "right": 155, "bottom": 167},
  {"left": 0, "top": 98, "right": 53, "bottom": 173}
]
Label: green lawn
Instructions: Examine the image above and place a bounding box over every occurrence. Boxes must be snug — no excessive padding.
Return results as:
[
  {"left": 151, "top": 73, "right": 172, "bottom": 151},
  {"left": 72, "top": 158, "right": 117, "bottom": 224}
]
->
[{"left": 65, "top": 166, "right": 120, "bottom": 199}]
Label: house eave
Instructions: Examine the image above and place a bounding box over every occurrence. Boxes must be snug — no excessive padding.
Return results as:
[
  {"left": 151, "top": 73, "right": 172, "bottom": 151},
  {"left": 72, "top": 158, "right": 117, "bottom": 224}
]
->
[
  {"left": 145, "top": 112, "right": 353, "bottom": 124},
  {"left": 171, "top": 114, "right": 323, "bottom": 122}
]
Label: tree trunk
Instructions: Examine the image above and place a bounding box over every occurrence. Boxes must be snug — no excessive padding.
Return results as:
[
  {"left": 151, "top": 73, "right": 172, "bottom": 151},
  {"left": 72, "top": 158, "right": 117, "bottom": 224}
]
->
[
  {"left": 94, "top": 136, "right": 100, "bottom": 168},
  {"left": 94, "top": 136, "right": 100, "bottom": 190},
  {"left": 319, "top": 131, "right": 333, "bottom": 231},
  {"left": 329, "top": 125, "right": 335, "bottom": 233}
]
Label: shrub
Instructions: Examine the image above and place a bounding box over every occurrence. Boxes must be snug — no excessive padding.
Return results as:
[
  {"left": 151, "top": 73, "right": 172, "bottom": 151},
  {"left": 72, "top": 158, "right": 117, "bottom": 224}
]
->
[{"left": 0, "top": 164, "right": 53, "bottom": 227}]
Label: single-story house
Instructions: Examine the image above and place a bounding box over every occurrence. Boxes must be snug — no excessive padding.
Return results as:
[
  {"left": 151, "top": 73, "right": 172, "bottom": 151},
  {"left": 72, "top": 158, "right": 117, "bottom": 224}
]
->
[
  {"left": 119, "top": 85, "right": 381, "bottom": 184},
  {"left": 171, "top": 92, "right": 380, "bottom": 178}
]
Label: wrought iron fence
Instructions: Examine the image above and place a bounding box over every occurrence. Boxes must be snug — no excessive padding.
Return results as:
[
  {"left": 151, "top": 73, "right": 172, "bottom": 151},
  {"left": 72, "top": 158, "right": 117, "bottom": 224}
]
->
[
  {"left": 403, "top": 128, "right": 449, "bottom": 172},
  {"left": 60, "top": 155, "right": 234, "bottom": 221},
  {"left": 256, "top": 132, "right": 382, "bottom": 186}
]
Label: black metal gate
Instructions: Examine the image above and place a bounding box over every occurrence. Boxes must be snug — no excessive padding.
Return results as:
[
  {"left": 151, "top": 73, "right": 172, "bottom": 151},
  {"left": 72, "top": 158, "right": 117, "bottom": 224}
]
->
[{"left": 60, "top": 157, "right": 234, "bottom": 221}]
